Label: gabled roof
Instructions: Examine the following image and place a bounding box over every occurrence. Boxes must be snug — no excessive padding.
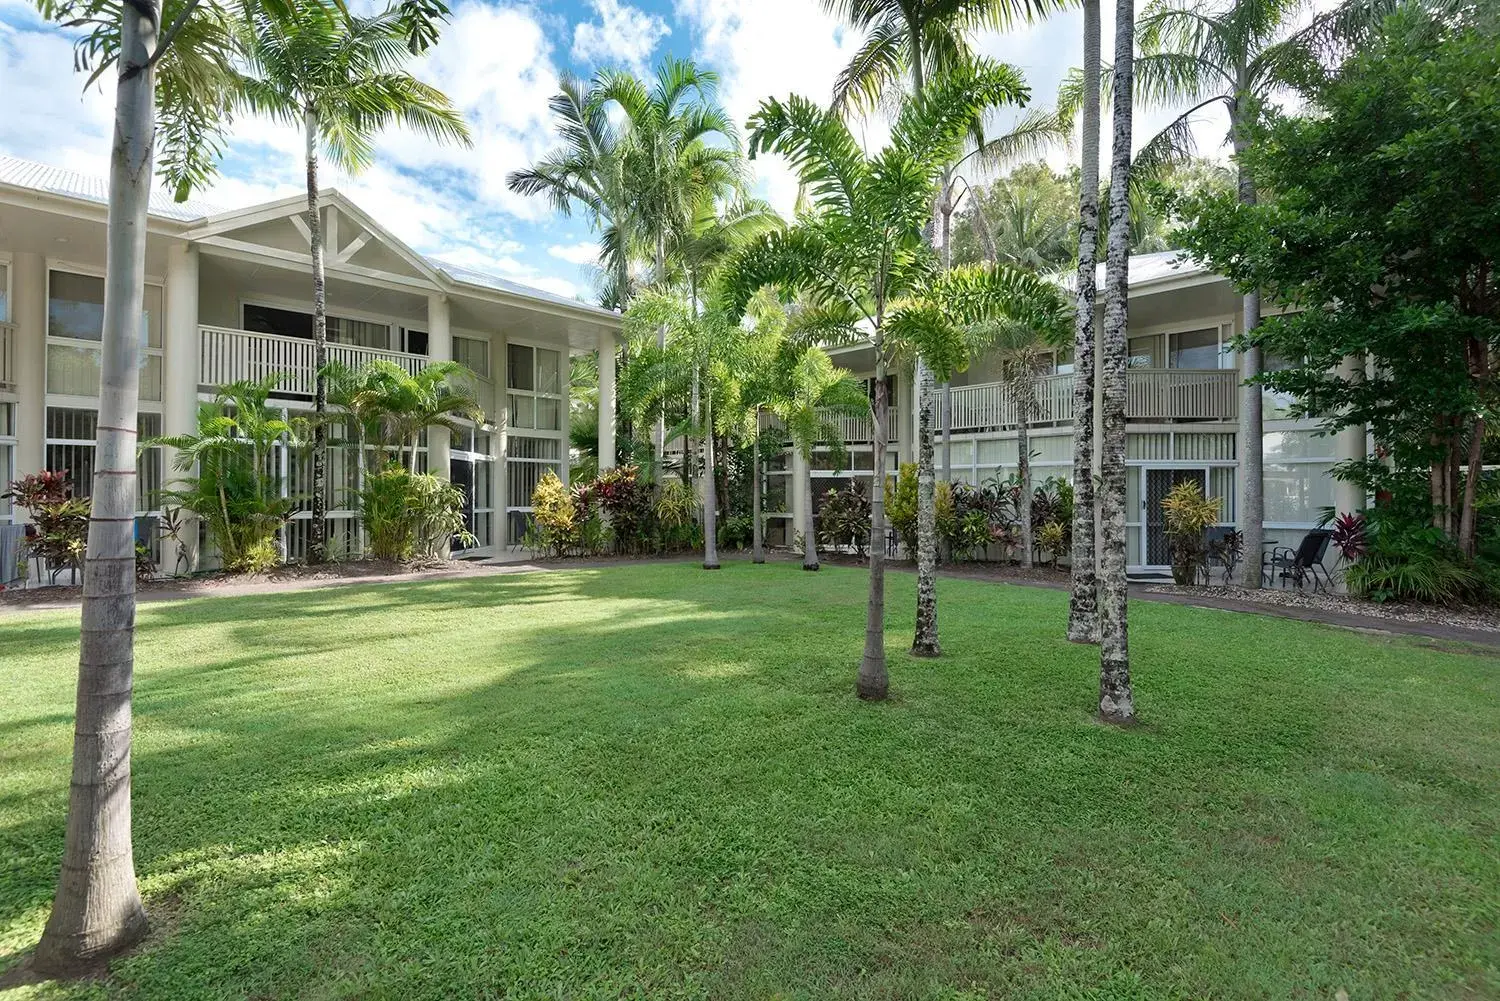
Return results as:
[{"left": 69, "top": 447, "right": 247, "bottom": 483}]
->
[{"left": 0, "top": 153, "right": 618, "bottom": 321}]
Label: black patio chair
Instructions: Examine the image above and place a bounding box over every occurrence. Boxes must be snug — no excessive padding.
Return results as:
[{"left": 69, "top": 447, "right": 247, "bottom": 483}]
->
[
  {"left": 1202, "top": 526, "right": 1242, "bottom": 585},
  {"left": 1262, "top": 530, "right": 1333, "bottom": 591}
]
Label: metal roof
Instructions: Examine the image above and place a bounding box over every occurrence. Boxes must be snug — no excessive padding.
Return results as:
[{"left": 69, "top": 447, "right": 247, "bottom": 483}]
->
[
  {"left": 1056, "top": 249, "right": 1211, "bottom": 291},
  {"left": 431, "top": 258, "right": 618, "bottom": 319}
]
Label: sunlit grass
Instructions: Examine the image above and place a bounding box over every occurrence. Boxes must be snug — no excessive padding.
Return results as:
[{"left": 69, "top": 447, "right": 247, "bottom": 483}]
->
[{"left": 1, "top": 562, "right": 1496, "bottom": 1000}]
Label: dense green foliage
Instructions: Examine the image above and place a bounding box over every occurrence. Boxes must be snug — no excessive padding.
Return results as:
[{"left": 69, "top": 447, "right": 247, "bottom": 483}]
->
[
  {"left": 4, "top": 471, "right": 90, "bottom": 581},
  {"left": 360, "top": 467, "right": 471, "bottom": 563},
  {"left": 1174, "top": 9, "right": 1500, "bottom": 564},
  {"left": 2, "top": 564, "right": 1496, "bottom": 998}
]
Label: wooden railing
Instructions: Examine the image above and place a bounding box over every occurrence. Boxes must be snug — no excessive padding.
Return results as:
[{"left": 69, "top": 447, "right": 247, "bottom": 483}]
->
[
  {"left": 946, "top": 368, "right": 1236, "bottom": 432},
  {"left": 199, "top": 326, "right": 427, "bottom": 396},
  {"left": 0, "top": 323, "right": 14, "bottom": 390}
]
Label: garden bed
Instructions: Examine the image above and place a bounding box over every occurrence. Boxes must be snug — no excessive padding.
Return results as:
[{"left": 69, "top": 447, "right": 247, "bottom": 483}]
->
[
  {"left": 1144, "top": 582, "right": 1500, "bottom": 633},
  {"left": 0, "top": 557, "right": 500, "bottom": 609}
]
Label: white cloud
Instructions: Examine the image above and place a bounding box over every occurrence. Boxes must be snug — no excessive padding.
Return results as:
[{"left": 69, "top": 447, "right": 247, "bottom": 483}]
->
[
  {"left": 548, "top": 241, "right": 601, "bottom": 265},
  {"left": 572, "top": 0, "right": 670, "bottom": 75},
  {"left": 673, "top": 0, "right": 878, "bottom": 217}
]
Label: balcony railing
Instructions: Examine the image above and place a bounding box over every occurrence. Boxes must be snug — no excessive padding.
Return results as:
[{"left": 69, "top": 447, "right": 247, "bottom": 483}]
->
[
  {"left": 200, "top": 325, "right": 427, "bottom": 397},
  {"left": 816, "top": 407, "right": 901, "bottom": 445},
  {"left": 0, "top": 323, "right": 14, "bottom": 390},
  {"left": 947, "top": 368, "right": 1237, "bottom": 432}
]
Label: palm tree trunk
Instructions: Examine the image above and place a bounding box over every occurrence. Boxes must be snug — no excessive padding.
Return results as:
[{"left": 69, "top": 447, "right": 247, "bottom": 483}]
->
[
  {"left": 940, "top": 182, "right": 954, "bottom": 483},
  {"left": 859, "top": 346, "right": 890, "bottom": 700},
  {"left": 751, "top": 425, "right": 765, "bottom": 563},
  {"left": 803, "top": 455, "right": 820, "bottom": 570},
  {"left": 1068, "top": 0, "right": 1102, "bottom": 644},
  {"left": 653, "top": 234, "right": 667, "bottom": 486},
  {"left": 1097, "top": 0, "right": 1136, "bottom": 726},
  {"left": 702, "top": 393, "right": 720, "bottom": 569},
  {"left": 32, "top": 3, "right": 154, "bottom": 971},
  {"left": 305, "top": 107, "right": 328, "bottom": 565},
  {"left": 912, "top": 359, "right": 940, "bottom": 656},
  {"left": 1019, "top": 379, "right": 1033, "bottom": 569},
  {"left": 1232, "top": 95, "right": 1264, "bottom": 589}
]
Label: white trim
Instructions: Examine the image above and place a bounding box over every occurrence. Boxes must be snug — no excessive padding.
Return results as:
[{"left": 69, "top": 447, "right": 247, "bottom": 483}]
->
[
  {"left": 335, "top": 232, "right": 372, "bottom": 264},
  {"left": 289, "top": 214, "right": 312, "bottom": 246}
]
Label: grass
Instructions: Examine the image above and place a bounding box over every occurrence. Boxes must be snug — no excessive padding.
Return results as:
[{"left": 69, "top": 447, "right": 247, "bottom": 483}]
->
[{"left": 0, "top": 562, "right": 1496, "bottom": 1001}]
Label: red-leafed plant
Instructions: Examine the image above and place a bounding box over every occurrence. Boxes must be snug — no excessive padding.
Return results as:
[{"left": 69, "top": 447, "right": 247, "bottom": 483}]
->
[
  {"left": 1331, "top": 512, "right": 1368, "bottom": 562},
  {"left": 5, "top": 470, "right": 91, "bottom": 579}
]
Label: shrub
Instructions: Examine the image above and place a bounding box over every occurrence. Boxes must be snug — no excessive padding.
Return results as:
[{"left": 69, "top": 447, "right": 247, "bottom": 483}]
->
[
  {"left": 1161, "top": 480, "right": 1222, "bottom": 585},
  {"left": 594, "top": 465, "right": 655, "bottom": 555},
  {"left": 719, "top": 513, "right": 755, "bottom": 550},
  {"left": 1330, "top": 512, "right": 1368, "bottom": 563},
  {"left": 1038, "top": 521, "right": 1067, "bottom": 566},
  {"left": 818, "top": 480, "right": 871, "bottom": 557},
  {"left": 362, "top": 466, "right": 472, "bottom": 563},
  {"left": 884, "top": 463, "right": 919, "bottom": 556},
  {"left": 655, "top": 479, "right": 700, "bottom": 551},
  {"left": 530, "top": 470, "right": 577, "bottom": 558},
  {"left": 6, "top": 470, "right": 91, "bottom": 580},
  {"left": 1344, "top": 537, "right": 1492, "bottom": 606}
]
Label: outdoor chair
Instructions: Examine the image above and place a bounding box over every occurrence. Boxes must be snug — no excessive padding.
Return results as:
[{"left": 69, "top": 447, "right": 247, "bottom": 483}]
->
[
  {"left": 1201, "top": 526, "right": 1242, "bottom": 585},
  {"left": 1262, "top": 529, "right": 1334, "bottom": 591}
]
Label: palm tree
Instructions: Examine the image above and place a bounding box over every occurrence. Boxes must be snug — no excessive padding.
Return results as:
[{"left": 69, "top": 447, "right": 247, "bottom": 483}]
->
[
  {"left": 1068, "top": 0, "right": 1103, "bottom": 644},
  {"left": 28, "top": 0, "right": 243, "bottom": 971},
  {"left": 236, "top": 0, "right": 471, "bottom": 564},
  {"left": 1128, "top": 0, "right": 1406, "bottom": 587},
  {"left": 822, "top": 0, "right": 1066, "bottom": 658},
  {"left": 979, "top": 286, "right": 1073, "bottom": 566},
  {"left": 593, "top": 57, "right": 743, "bottom": 483},
  {"left": 506, "top": 73, "right": 635, "bottom": 310},
  {"left": 1098, "top": 0, "right": 1137, "bottom": 725},
  {"left": 724, "top": 62, "right": 1045, "bottom": 699}
]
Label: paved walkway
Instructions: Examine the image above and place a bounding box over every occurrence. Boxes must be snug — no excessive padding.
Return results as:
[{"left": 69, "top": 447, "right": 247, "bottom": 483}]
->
[{"left": 5, "top": 553, "right": 1496, "bottom": 652}]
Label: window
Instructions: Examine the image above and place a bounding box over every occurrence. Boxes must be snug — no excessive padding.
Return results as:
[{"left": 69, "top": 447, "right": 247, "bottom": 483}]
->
[
  {"left": 1262, "top": 429, "right": 1336, "bottom": 526},
  {"left": 454, "top": 335, "right": 491, "bottom": 379},
  {"left": 401, "top": 328, "right": 429, "bottom": 356},
  {"left": 506, "top": 435, "right": 562, "bottom": 541},
  {"left": 0, "top": 262, "right": 9, "bottom": 322},
  {"left": 47, "top": 270, "right": 162, "bottom": 401},
  {"left": 1127, "top": 334, "right": 1161, "bottom": 368},
  {"left": 242, "top": 304, "right": 394, "bottom": 350},
  {"left": 44, "top": 407, "right": 163, "bottom": 512},
  {"left": 506, "top": 342, "right": 563, "bottom": 432},
  {"left": 1169, "top": 328, "right": 1220, "bottom": 370}
]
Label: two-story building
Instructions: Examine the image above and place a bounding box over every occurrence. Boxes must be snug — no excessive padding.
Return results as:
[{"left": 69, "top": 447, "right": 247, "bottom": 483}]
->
[
  {"left": 0, "top": 154, "right": 623, "bottom": 565},
  {"left": 772, "top": 252, "right": 1368, "bottom": 576}
]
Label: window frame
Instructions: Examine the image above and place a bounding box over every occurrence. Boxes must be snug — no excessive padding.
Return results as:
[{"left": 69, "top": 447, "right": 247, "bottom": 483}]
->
[
  {"left": 44, "top": 263, "right": 165, "bottom": 409},
  {"left": 504, "top": 338, "right": 565, "bottom": 434}
]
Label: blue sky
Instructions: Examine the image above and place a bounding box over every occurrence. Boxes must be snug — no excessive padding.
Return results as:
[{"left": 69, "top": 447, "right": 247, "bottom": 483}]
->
[{"left": 0, "top": 0, "right": 1236, "bottom": 302}]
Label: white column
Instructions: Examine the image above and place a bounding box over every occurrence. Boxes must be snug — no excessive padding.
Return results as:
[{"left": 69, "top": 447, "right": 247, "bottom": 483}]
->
[
  {"left": 11, "top": 253, "right": 45, "bottom": 479},
  {"left": 1333, "top": 354, "right": 1367, "bottom": 518},
  {"left": 426, "top": 293, "right": 451, "bottom": 482},
  {"left": 597, "top": 328, "right": 616, "bottom": 471},
  {"left": 163, "top": 242, "right": 201, "bottom": 568},
  {"left": 559, "top": 350, "right": 571, "bottom": 489}
]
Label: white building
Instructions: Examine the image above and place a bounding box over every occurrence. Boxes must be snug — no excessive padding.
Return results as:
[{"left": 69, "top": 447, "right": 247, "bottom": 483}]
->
[
  {"left": 0, "top": 155, "right": 622, "bottom": 564},
  {"left": 0, "top": 154, "right": 1365, "bottom": 576},
  {"left": 776, "top": 252, "right": 1367, "bottom": 574}
]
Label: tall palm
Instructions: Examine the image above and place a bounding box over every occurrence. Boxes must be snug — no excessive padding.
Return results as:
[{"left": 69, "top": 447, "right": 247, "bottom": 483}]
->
[
  {"left": 1129, "top": 0, "right": 1407, "bottom": 587},
  {"left": 506, "top": 73, "right": 635, "bottom": 310},
  {"left": 594, "top": 57, "right": 743, "bottom": 482},
  {"left": 979, "top": 285, "right": 1073, "bottom": 566},
  {"left": 824, "top": 0, "right": 1065, "bottom": 658},
  {"left": 236, "top": 0, "right": 471, "bottom": 564},
  {"left": 723, "top": 61, "right": 1042, "bottom": 699},
  {"left": 28, "top": 0, "right": 243, "bottom": 970},
  {"left": 1098, "top": 0, "right": 1137, "bottom": 725},
  {"left": 1067, "top": 0, "right": 1103, "bottom": 643}
]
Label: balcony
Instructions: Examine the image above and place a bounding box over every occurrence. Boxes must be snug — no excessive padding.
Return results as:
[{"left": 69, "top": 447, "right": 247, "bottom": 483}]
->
[
  {"left": 0, "top": 323, "right": 14, "bottom": 390},
  {"left": 816, "top": 407, "right": 901, "bottom": 445},
  {"left": 947, "top": 368, "right": 1237, "bottom": 433},
  {"left": 199, "top": 326, "right": 427, "bottom": 397}
]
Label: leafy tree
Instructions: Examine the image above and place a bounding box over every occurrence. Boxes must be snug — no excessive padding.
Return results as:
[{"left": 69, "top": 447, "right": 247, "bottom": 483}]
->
[
  {"left": 236, "top": 0, "right": 471, "bottom": 563},
  {"left": 822, "top": 0, "right": 1065, "bottom": 659},
  {"left": 27, "top": 0, "right": 244, "bottom": 969},
  {"left": 1173, "top": 7, "right": 1500, "bottom": 557},
  {"left": 723, "top": 62, "right": 1055, "bottom": 699},
  {"left": 1123, "top": 0, "right": 1412, "bottom": 587}
]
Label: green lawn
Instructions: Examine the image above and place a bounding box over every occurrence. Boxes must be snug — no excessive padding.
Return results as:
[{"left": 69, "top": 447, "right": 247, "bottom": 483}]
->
[{"left": 1, "top": 563, "right": 1496, "bottom": 1000}]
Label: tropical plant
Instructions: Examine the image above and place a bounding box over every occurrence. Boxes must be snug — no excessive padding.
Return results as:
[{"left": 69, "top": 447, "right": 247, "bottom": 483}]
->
[
  {"left": 885, "top": 464, "right": 920, "bottom": 557},
  {"left": 362, "top": 465, "right": 472, "bottom": 563},
  {"left": 1038, "top": 520, "right": 1068, "bottom": 566},
  {"left": 1330, "top": 511, "right": 1368, "bottom": 564},
  {"left": 235, "top": 0, "right": 471, "bottom": 563},
  {"left": 723, "top": 61, "right": 1044, "bottom": 698},
  {"left": 1344, "top": 541, "right": 1490, "bottom": 606},
  {"left": 594, "top": 464, "right": 656, "bottom": 555},
  {"left": 151, "top": 376, "right": 300, "bottom": 574},
  {"left": 818, "top": 480, "right": 873, "bottom": 558},
  {"left": 27, "top": 0, "right": 246, "bottom": 967},
  {"left": 527, "top": 470, "right": 577, "bottom": 559},
  {"left": 1120, "top": 0, "right": 1414, "bottom": 587},
  {"left": 1161, "top": 479, "right": 1222, "bottom": 584},
  {"left": 6, "top": 470, "right": 91, "bottom": 582},
  {"left": 507, "top": 73, "right": 636, "bottom": 309}
]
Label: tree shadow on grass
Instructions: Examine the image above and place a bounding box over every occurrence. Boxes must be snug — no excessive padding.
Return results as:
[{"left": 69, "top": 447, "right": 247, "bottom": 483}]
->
[{"left": 2, "top": 563, "right": 1495, "bottom": 999}]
